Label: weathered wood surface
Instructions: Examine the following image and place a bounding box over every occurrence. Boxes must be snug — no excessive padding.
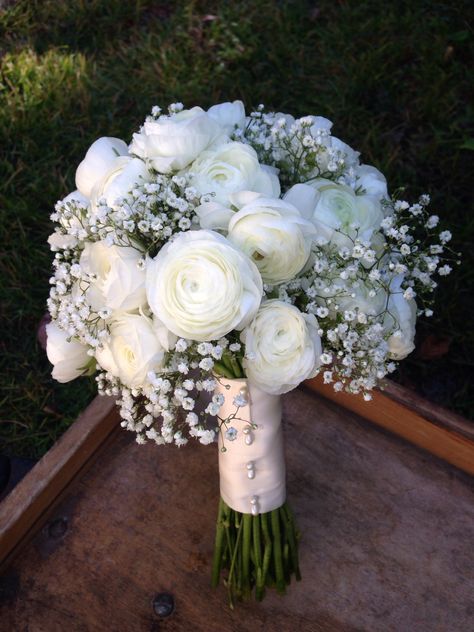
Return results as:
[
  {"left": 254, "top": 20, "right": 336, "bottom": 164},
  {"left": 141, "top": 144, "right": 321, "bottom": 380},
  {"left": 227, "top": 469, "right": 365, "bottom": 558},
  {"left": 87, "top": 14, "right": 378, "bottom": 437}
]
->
[
  {"left": 307, "top": 375, "right": 474, "bottom": 475},
  {"left": 1, "top": 388, "right": 474, "bottom": 631},
  {"left": 0, "top": 395, "right": 119, "bottom": 573}
]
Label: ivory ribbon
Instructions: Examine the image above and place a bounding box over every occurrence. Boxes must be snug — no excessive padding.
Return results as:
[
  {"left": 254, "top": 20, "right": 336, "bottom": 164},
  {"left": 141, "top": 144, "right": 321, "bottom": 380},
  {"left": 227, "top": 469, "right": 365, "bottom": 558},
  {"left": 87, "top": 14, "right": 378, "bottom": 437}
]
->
[{"left": 215, "top": 378, "right": 286, "bottom": 515}]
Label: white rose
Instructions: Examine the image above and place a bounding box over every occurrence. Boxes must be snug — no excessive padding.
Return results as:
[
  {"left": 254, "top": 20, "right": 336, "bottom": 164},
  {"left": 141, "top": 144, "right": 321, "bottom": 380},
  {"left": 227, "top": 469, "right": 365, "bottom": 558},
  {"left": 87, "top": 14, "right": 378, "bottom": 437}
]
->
[
  {"left": 385, "top": 275, "right": 417, "bottom": 360},
  {"left": 95, "top": 313, "right": 167, "bottom": 388},
  {"left": 241, "top": 300, "right": 322, "bottom": 394},
  {"left": 46, "top": 322, "right": 90, "bottom": 383},
  {"left": 285, "top": 179, "right": 383, "bottom": 248},
  {"left": 79, "top": 241, "right": 146, "bottom": 312},
  {"left": 355, "top": 164, "right": 388, "bottom": 200},
  {"left": 76, "top": 137, "right": 129, "bottom": 198},
  {"left": 188, "top": 141, "right": 280, "bottom": 205},
  {"left": 129, "top": 106, "right": 222, "bottom": 173},
  {"left": 227, "top": 197, "right": 315, "bottom": 285},
  {"left": 90, "top": 156, "right": 150, "bottom": 211},
  {"left": 146, "top": 230, "right": 263, "bottom": 341},
  {"left": 207, "top": 101, "right": 246, "bottom": 134}
]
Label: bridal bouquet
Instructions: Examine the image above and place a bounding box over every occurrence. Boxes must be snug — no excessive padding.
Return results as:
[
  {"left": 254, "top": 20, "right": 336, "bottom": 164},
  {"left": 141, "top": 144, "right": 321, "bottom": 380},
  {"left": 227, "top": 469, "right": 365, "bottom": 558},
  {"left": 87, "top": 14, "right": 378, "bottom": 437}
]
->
[{"left": 45, "top": 101, "right": 456, "bottom": 605}]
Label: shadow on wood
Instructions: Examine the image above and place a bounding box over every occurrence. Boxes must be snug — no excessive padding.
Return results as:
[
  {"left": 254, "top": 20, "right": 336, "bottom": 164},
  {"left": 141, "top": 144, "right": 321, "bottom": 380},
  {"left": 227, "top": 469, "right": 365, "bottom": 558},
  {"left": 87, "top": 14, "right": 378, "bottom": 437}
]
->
[{"left": 1, "top": 386, "right": 473, "bottom": 631}]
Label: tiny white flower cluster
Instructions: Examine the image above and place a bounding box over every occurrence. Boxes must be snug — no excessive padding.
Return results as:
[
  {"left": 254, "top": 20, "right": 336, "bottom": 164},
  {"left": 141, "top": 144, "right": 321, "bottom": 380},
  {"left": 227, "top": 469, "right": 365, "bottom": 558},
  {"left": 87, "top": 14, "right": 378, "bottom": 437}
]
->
[
  {"left": 45, "top": 101, "right": 457, "bottom": 446},
  {"left": 239, "top": 106, "right": 354, "bottom": 185}
]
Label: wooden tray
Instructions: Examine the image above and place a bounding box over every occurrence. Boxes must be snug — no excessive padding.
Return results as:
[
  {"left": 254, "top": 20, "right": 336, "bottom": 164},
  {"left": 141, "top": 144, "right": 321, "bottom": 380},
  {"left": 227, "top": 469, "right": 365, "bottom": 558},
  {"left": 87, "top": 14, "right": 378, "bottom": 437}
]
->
[{"left": 1, "top": 382, "right": 473, "bottom": 631}]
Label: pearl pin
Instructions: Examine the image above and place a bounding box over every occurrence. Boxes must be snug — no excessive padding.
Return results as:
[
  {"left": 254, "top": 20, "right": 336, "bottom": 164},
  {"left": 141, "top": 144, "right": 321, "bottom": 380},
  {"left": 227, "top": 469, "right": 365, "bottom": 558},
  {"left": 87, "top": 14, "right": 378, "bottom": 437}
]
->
[{"left": 250, "top": 495, "right": 259, "bottom": 515}]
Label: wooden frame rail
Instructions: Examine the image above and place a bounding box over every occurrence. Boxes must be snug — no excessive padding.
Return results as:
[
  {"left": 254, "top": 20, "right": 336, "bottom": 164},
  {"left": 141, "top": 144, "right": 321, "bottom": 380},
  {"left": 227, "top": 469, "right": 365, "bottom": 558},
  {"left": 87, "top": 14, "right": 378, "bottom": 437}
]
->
[
  {"left": 305, "top": 376, "right": 474, "bottom": 476},
  {"left": 1, "top": 379, "right": 473, "bottom": 573}
]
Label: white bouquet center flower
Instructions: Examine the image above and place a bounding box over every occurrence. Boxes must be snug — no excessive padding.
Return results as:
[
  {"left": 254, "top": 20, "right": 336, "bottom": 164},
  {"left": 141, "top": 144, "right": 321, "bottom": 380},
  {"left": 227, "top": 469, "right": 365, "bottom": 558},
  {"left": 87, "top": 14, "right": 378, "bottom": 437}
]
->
[
  {"left": 227, "top": 197, "right": 315, "bottom": 285},
  {"left": 188, "top": 141, "right": 280, "bottom": 205},
  {"left": 146, "top": 230, "right": 263, "bottom": 341}
]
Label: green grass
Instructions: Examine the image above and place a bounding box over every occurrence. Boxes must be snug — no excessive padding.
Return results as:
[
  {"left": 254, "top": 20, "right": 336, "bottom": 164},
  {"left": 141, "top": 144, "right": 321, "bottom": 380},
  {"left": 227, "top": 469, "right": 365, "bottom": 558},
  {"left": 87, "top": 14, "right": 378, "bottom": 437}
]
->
[{"left": 1, "top": 0, "right": 473, "bottom": 458}]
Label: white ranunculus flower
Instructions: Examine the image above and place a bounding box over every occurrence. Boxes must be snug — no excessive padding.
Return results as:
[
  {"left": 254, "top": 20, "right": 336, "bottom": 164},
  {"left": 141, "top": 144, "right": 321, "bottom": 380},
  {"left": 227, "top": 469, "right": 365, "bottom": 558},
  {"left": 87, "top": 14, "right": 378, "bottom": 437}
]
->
[
  {"left": 283, "top": 183, "right": 319, "bottom": 220},
  {"left": 285, "top": 179, "right": 383, "bottom": 248},
  {"left": 241, "top": 300, "right": 322, "bottom": 394},
  {"left": 335, "top": 281, "right": 388, "bottom": 318},
  {"left": 188, "top": 141, "right": 280, "bottom": 205},
  {"left": 330, "top": 137, "right": 360, "bottom": 168},
  {"left": 90, "top": 156, "right": 150, "bottom": 211},
  {"left": 227, "top": 197, "right": 315, "bottom": 285},
  {"left": 355, "top": 164, "right": 388, "bottom": 200},
  {"left": 79, "top": 241, "right": 146, "bottom": 312},
  {"left": 385, "top": 275, "right": 417, "bottom": 360},
  {"left": 196, "top": 191, "right": 264, "bottom": 231},
  {"left": 310, "top": 115, "right": 333, "bottom": 133},
  {"left": 95, "top": 313, "right": 167, "bottom": 388},
  {"left": 46, "top": 322, "right": 90, "bottom": 383},
  {"left": 129, "top": 107, "right": 222, "bottom": 173},
  {"left": 146, "top": 230, "right": 263, "bottom": 341},
  {"left": 76, "top": 137, "right": 129, "bottom": 198},
  {"left": 62, "top": 189, "right": 89, "bottom": 208},
  {"left": 207, "top": 101, "right": 246, "bottom": 134}
]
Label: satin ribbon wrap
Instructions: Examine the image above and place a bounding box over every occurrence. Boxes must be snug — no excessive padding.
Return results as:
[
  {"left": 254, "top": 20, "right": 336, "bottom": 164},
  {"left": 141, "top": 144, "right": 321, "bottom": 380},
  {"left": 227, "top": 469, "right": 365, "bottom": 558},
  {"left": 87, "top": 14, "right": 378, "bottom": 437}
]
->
[{"left": 215, "top": 378, "right": 286, "bottom": 515}]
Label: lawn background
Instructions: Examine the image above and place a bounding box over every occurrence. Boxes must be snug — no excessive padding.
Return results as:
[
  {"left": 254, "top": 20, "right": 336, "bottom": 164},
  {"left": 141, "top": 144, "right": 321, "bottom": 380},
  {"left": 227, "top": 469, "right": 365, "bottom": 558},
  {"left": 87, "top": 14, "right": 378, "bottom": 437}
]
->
[{"left": 1, "top": 0, "right": 473, "bottom": 458}]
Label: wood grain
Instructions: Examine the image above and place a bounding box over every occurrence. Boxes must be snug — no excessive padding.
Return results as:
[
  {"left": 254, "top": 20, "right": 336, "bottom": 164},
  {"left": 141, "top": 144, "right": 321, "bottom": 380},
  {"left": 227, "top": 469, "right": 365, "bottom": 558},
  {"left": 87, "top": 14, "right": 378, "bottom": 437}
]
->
[
  {"left": 1, "top": 389, "right": 473, "bottom": 631},
  {"left": 305, "top": 375, "right": 474, "bottom": 476},
  {"left": 0, "top": 395, "right": 119, "bottom": 572}
]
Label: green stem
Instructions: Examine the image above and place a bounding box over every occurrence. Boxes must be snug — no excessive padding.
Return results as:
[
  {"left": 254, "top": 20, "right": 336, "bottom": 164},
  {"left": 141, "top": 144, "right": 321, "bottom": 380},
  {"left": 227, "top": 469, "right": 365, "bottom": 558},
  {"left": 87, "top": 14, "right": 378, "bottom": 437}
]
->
[
  {"left": 211, "top": 498, "right": 301, "bottom": 604},
  {"left": 213, "top": 361, "right": 234, "bottom": 379},
  {"left": 271, "top": 509, "right": 285, "bottom": 594},
  {"left": 227, "top": 510, "right": 243, "bottom": 609},
  {"left": 261, "top": 512, "right": 272, "bottom": 589},
  {"left": 282, "top": 503, "right": 301, "bottom": 580},
  {"left": 211, "top": 498, "right": 226, "bottom": 587},
  {"left": 229, "top": 354, "right": 243, "bottom": 378},
  {"left": 242, "top": 514, "right": 252, "bottom": 597}
]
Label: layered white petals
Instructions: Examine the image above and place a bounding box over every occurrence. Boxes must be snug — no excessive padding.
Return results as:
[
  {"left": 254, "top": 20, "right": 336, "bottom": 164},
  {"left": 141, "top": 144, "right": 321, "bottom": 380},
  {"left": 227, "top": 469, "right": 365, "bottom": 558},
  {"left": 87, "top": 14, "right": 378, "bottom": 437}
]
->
[
  {"left": 385, "top": 275, "right": 417, "bottom": 360},
  {"left": 79, "top": 241, "right": 146, "bottom": 312},
  {"left": 355, "top": 164, "right": 388, "bottom": 200},
  {"left": 207, "top": 100, "right": 246, "bottom": 134},
  {"left": 46, "top": 322, "right": 90, "bottom": 383},
  {"left": 196, "top": 190, "right": 263, "bottom": 230},
  {"left": 96, "top": 313, "right": 167, "bottom": 388},
  {"left": 91, "top": 156, "right": 150, "bottom": 210},
  {"left": 188, "top": 141, "right": 280, "bottom": 205},
  {"left": 130, "top": 107, "right": 222, "bottom": 173},
  {"left": 241, "top": 300, "right": 322, "bottom": 394},
  {"left": 146, "top": 230, "right": 263, "bottom": 341},
  {"left": 288, "top": 179, "right": 383, "bottom": 248},
  {"left": 227, "top": 197, "right": 315, "bottom": 284},
  {"left": 76, "top": 137, "right": 129, "bottom": 198}
]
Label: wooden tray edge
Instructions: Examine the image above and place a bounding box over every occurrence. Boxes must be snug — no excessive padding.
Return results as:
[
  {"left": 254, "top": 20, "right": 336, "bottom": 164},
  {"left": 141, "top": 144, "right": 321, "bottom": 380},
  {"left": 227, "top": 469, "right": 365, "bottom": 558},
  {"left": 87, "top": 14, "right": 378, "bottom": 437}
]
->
[
  {"left": 0, "top": 395, "right": 119, "bottom": 571},
  {"left": 1, "top": 379, "right": 472, "bottom": 572},
  {"left": 305, "top": 376, "right": 474, "bottom": 476}
]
